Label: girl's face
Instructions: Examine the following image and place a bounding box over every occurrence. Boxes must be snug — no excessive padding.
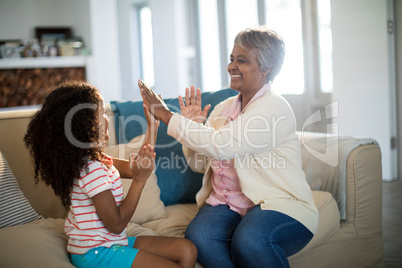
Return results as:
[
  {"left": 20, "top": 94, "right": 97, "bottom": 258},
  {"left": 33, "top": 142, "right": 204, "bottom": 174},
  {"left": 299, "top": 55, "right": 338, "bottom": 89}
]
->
[
  {"left": 98, "top": 95, "right": 109, "bottom": 142},
  {"left": 227, "top": 45, "right": 269, "bottom": 96}
]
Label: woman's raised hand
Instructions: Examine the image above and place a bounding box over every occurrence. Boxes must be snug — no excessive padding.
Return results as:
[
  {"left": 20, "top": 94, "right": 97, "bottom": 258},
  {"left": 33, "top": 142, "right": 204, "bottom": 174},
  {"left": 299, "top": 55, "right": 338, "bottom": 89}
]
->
[
  {"left": 178, "top": 85, "right": 211, "bottom": 124},
  {"left": 138, "top": 79, "right": 173, "bottom": 125}
]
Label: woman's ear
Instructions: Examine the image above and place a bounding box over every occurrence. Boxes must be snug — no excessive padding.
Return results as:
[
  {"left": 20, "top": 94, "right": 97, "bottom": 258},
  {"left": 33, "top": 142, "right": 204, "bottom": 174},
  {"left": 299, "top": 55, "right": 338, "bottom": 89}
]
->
[{"left": 263, "top": 68, "right": 271, "bottom": 77}]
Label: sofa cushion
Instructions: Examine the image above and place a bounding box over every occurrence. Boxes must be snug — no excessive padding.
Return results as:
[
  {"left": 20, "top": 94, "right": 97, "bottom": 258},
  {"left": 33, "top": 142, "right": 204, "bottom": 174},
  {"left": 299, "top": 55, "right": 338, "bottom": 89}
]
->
[
  {"left": 104, "top": 135, "right": 167, "bottom": 224},
  {"left": 0, "top": 218, "right": 73, "bottom": 267},
  {"left": 142, "top": 204, "right": 198, "bottom": 237},
  {"left": 0, "top": 218, "right": 159, "bottom": 267},
  {"left": 0, "top": 151, "right": 42, "bottom": 228},
  {"left": 295, "top": 191, "right": 340, "bottom": 254},
  {"left": 111, "top": 88, "right": 239, "bottom": 205}
]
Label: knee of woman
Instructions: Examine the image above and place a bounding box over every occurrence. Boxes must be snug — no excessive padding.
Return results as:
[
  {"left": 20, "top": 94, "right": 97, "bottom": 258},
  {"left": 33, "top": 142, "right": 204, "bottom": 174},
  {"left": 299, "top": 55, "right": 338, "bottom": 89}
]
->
[
  {"left": 232, "top": 229, "right": 254, "bottom": 250},
  {"left": 185, "top": 224, "right": 212, "bottom": 250}
]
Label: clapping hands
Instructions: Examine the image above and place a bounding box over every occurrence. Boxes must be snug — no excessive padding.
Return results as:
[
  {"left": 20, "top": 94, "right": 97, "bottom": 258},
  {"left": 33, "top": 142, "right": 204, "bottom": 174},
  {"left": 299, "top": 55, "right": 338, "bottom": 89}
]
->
[{"left": 178, "top": 85, "right": 211, "bottom": 124}]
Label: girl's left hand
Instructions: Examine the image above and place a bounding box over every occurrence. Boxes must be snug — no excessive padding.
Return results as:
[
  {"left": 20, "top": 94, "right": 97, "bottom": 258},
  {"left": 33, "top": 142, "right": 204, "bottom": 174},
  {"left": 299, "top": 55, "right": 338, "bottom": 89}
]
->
[{"left": 129, "top": 144, "right": 156, "bottom": 183}]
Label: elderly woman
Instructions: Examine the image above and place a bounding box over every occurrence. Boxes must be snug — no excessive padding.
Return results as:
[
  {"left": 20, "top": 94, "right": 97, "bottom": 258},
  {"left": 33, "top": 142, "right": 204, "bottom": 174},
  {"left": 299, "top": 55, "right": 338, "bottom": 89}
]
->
[{"left": 139, "top": 26, "right": 318, "bottom": 268}]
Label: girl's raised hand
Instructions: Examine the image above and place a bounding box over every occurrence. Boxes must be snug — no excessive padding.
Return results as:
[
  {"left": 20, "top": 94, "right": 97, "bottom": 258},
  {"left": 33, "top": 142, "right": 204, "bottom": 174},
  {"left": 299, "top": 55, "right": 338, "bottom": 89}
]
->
[
  {"left": 143, "top": 104, "right": 159, "bottom": 146},
  {"left": 178, "top": 85, "right": 211, "bottom": 124},
  {"left": 129, "top": 144, "right": 156, "bottom": 183}
]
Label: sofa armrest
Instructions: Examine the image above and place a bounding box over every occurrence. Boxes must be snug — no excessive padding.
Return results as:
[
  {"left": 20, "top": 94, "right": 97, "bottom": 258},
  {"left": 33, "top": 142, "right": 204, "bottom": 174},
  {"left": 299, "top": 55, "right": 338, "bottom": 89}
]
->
[
  {"left": 298, "top": 131, "right": 381, "bottom": 221},
  {"left": 345, "top": 144, "right": 382, "bottom": 235}
]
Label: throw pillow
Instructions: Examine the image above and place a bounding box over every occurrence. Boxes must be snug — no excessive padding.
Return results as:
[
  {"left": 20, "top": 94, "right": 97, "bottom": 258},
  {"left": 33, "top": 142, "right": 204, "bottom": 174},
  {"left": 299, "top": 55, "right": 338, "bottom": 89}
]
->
[
  {"left": 111, "top": 88, "right": 239, "bottom": 205},
  {"left": 0, "top": 151, "right": 42, "bottom": 228},
  {"left": 104, "top": 135, "right": 166, "bottom": 224}
]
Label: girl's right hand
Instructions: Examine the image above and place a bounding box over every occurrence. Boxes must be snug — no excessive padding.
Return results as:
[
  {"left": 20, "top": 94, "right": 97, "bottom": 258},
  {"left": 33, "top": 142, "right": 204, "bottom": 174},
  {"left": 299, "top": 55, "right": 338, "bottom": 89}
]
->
[
  {"left": 129, "top": 144, "right": 156, "bottom": 183},
  {"left": 143, "top": 104, "right": 159, "bottom": 147}
]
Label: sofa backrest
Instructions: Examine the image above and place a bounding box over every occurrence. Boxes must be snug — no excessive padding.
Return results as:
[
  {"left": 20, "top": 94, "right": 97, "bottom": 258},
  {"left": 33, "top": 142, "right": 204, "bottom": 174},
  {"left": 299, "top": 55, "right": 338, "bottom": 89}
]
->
[{"left": 0, "top": 108, "right": 67, "bottom": 218}]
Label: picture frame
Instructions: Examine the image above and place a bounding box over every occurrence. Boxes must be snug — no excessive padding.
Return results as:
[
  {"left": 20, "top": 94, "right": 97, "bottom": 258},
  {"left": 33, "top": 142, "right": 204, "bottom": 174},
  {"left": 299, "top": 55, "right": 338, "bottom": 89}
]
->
[
  {"left": 0, "top": 40, "right": 23, "bottom": 58},
  {"left": 57, "top": 38, "right": 84, "bottom": 56},
  {"left": 35, "top": 27, "right": 72, "bottom": 43}
]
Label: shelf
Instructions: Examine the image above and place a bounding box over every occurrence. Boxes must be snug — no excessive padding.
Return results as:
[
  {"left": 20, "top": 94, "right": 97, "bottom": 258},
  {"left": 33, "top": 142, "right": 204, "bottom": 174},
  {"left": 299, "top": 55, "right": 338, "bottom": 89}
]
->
[{"left": 0, "top": 56, "right": 89, "bottom": 69}]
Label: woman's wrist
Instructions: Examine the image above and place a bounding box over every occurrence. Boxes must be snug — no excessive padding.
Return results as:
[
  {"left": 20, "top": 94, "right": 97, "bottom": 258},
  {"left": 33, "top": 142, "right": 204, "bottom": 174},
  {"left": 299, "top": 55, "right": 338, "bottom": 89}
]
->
[{"left": 160, "top": 110, "right": 174, "bottom": 126}]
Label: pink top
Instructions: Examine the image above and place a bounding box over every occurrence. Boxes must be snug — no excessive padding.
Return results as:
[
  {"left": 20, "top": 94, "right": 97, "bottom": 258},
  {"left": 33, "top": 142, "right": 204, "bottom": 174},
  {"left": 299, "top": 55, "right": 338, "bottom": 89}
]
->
[{"left": 205, "top": 84, "right": 270, "bottom": 216}]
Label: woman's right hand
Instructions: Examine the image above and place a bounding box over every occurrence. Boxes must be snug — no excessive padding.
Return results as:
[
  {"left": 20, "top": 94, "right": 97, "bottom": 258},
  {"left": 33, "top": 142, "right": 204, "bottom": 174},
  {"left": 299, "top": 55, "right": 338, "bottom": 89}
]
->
[
  {"left": 138, "top": 79, "right": 173, "bottom": 125},
  {"left": 129, "top": 144, "right": 156, "bottom": 183},
  {"left": 178, "top": 85, "right": 211, "bottom": 124}
]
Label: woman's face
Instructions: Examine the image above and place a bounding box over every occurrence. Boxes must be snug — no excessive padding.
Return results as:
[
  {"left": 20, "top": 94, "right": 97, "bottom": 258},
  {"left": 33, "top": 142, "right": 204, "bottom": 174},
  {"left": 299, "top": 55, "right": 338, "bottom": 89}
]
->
[
  {"left": 98, "top": 95, "right": 109, "bottom": 142},
  {"left": 227, "top": 45, "right": 269, "bottom": 96}
]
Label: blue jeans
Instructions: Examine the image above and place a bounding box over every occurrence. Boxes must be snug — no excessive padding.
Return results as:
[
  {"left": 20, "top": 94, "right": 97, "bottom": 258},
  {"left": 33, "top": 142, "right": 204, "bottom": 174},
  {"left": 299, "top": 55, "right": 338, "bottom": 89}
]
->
[{"left": 185, "top": 205, "right": 313, "bottom": 268}]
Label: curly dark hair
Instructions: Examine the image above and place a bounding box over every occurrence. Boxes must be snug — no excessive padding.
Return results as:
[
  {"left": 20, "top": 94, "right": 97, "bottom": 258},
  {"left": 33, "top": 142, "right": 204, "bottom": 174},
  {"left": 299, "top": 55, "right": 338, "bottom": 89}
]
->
[{"left": 24, "top": 81, "right": 105, "bottom": 207}]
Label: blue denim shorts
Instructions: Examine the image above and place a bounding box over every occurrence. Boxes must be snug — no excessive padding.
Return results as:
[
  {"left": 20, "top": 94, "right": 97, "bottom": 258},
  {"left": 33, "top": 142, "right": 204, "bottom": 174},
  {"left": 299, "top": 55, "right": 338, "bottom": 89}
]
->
[{"left": 70, "top": 237, "right": 138, "bottom": 268}]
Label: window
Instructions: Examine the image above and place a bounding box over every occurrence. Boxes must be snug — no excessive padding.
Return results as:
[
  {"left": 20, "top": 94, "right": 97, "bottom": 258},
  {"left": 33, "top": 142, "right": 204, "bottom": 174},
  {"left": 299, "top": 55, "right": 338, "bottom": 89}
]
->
[
  {"left": 198, "top": 0, "right": 221, "bottom": 91},
  {"left": 197, "top": 0, "right": 333, "bottom": 94},
  {"left": 138, "top": 6, "right": 155, "bottom": 87},
  {"left": 264, "top": 0, "right": 305, "bottom": 94},
  {"left": 224, "top": 0, "right": 259, "bottom": 86},
  {"left": 317, "top": 0, "right": 333, "bottom": 93}
]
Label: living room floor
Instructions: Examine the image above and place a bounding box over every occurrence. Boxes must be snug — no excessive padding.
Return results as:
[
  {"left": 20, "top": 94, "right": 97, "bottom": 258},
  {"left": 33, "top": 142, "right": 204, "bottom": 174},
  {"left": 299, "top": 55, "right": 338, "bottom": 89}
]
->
[{"left": 383, "top": 180, "right": 402, "bottom": 267}]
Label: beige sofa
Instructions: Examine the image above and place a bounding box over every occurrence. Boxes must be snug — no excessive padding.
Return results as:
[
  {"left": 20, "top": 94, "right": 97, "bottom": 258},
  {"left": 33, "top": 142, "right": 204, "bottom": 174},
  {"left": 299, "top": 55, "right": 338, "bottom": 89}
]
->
[{"left": 0, "top": 95, "right": 384, "bottom": 267}]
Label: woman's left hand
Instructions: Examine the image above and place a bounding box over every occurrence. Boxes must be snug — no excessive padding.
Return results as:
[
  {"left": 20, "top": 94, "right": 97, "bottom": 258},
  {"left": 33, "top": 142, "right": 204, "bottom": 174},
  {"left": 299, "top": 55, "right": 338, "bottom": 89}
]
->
[
  {"left": 138, "top": 79, "right": 173, "bottom": 125},
  {"left": 178, "top": 85, "right": 211, "bottom": 124}
]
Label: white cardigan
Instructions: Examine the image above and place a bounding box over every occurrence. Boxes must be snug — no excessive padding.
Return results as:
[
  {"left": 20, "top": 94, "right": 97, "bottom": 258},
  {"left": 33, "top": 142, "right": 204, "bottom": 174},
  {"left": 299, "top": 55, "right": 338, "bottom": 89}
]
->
[{"left": 167, "top": 89, "right": 319, "bottom": 234}]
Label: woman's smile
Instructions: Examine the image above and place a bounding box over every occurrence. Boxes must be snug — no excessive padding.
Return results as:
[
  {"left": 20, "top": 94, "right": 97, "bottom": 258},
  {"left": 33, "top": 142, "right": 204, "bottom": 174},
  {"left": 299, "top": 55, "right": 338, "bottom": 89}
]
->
[{"left": 230, "top": 74, "right": 242, "bottom": 80}]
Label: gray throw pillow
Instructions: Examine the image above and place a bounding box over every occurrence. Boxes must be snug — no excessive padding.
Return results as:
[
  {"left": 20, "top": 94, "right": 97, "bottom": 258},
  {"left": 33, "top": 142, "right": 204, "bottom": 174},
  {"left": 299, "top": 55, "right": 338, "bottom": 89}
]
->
[{"left": 0, "top": 151, "right": 42, "bottom": 228}]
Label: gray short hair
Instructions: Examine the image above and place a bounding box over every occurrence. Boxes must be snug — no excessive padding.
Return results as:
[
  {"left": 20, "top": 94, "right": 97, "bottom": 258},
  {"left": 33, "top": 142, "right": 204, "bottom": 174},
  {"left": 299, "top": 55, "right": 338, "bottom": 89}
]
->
[{"left": 234, "top": 26, "right": 285, "bottom": 83}]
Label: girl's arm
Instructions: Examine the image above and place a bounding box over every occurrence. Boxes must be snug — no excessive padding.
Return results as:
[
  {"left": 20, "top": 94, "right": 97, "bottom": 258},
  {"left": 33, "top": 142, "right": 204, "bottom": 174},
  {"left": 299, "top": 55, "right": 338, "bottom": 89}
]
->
[
  {"left": 92, "top": 105, "right": 159, "bottom": 234},
  {"left": 92, "top": 144, "right": 156, "bottom": 234},
  {"left": 109, "top": 105, "right": 159, "bottom": 178}
]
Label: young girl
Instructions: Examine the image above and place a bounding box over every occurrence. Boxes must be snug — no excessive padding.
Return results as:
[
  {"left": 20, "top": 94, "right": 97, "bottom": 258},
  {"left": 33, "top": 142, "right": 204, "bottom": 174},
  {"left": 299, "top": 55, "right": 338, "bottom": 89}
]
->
[{"left": 24, "top": 81, "right": 197, "bottom": 268}]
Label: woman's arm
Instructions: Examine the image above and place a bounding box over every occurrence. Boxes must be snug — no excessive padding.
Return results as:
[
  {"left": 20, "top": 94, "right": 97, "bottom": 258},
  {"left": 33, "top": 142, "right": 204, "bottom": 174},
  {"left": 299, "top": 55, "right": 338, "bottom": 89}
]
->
[{"left": 168, "top": 95, "right": 296, "bottom": 159}]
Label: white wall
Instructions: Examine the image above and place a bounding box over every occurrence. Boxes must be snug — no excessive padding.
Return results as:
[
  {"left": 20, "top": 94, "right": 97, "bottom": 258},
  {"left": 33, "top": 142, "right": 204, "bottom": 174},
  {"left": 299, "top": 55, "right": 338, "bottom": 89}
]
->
[
  {"left": 331, "top": 0, "right": 397, "bottom": 180},
  {"left": 87, "top": 0, "right": 121, "bottom": 102},
  {"left": 0, "top": 0, "right": 91, "bottom": 50}
]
